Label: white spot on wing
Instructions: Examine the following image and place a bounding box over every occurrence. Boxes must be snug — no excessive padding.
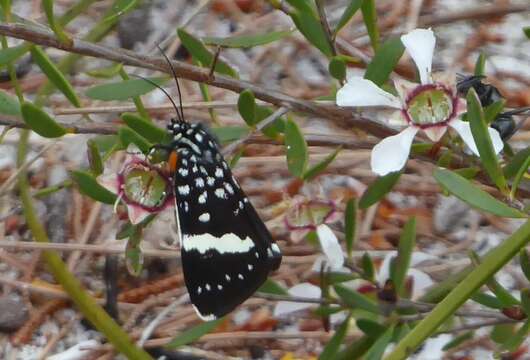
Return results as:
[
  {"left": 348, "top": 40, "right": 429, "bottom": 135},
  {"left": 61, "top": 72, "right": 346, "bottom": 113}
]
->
[
  {"left": 215, "top": 188, "right": 227, "bottom": 199},
  {"left": 217, "top": 284, "right": 223, "bottom": 290},
  {"left": 215, "top": 167, "right": 224, "bottom": 178},
  {"left": 238, "top": 274, "right": 244, "bottom": 280},
  {"left": 224, "top": 183, "right": 234, "bottom": 195},
  {"left": 178, "top": 168, "right": 189, "bottom": 177},
  {"left": 195, "top": 133, "right": 203, "bottom": 142},
  {"left": 225, "top": 274, "right": 231, "bottom": 281},
  {"left": 198, "top": 191, "right": 207, "bottom": 204},
  {"left": 195, "top": 177, "right": 205, "bottom": 188},
  {"left": 178, "top": 185, "right": 190, "bottom": 196},
  {"left": 199, "top": 213, "right": 210, "bottom": 222},
  {"left": 248, "top": 264, "right": 253, "bottom": 271},
  {"left": 182, "top": 233, "right": 256, "bottom": 254},
  {"left": 200, "top": 166, "right": 208, "bottom": 175},
  {"left": 197, "top": 287, "right": 202, "bottom": 295},
  {"left": 205, "top": 283, "right": 211, "bottom": 291},
  {"left": 207, "top": 177, "right": 215, "bottom": 186}
]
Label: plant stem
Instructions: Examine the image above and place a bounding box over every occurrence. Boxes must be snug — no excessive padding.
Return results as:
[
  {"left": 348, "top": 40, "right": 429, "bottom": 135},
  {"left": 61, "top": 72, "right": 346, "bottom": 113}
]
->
[{"left": 386, "top": 219, "right": 530, "bottom": 360}]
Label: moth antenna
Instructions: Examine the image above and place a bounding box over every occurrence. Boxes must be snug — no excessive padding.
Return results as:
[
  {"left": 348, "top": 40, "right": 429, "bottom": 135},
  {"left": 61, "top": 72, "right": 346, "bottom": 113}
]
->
[
  {"left": 156, "top": 44, "right": 185, "bottom": 122},
  {"left": 131, "top": 74, "right": 182, "bottom": 122},
  {"left": 503, "top": 106, "right": 530, "bottom": 116}
]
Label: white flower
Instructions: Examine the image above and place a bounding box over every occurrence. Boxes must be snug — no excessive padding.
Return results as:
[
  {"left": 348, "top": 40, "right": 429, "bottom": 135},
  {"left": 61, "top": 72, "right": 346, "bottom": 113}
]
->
[{"left": 336, "top": 28, "right": 504, "bottom": 176}]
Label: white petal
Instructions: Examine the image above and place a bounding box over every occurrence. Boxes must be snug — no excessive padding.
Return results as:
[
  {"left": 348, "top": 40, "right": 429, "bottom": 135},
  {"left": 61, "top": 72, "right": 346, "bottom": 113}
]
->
[
  {"left": 394, "top": 78, "right": 418, "bottom": 102},
  {"left": 370, "top": 126, "right": 419, "bottom": 176},
  {"left": 401, "top": 28, "right": 436, "bottom": 84},
  {"left": 408, "top": 268, "right": 434, "bottom": 300},
  {"left": 388, "top": 110, "right": 408, "bottom": 126},
  {"left": 337, "top": 77, "right": 401, "bottom": 108},
  {"left": 376, "top": 251, "right": 397, "bottom": 286},
  {"left": 422, "top": 126, "right": 447, "bottom": 142},
  {"left": 97, "top": 174, "right": 120, "bottom": 194},
  {"left": 273, "top": 283, "right": 321, "bottom": 317},
  {"left": 127, "top": 204, "right": 152, "bottom": 225},
  {"left": 449, "top": 119, "right": 504, "bottom": 156},
  {"left": 316, "top": 224, "right": 345, "bottom": 271}
]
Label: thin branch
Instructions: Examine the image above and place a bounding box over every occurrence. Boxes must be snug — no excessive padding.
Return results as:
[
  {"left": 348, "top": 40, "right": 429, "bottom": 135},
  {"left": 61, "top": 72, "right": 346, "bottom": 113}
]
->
[{"left": 0, "top": 21, "right": 394, "bottom": 139}]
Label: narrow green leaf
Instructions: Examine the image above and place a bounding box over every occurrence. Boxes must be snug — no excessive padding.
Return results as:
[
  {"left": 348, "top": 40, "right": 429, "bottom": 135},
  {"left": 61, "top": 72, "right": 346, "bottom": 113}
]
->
[
  {"left": 442, "top": 331, "right": 473, "bottom": 351},
  {"left": 121, "top": 113, "right": 168, "bottom": 143},
  {"left": 104, "top": 0, "right": 138, "bottom": 22},
  {"left": 166, "top": 318, "right": 224, "bottom": 348},
  {"left": 501, "top": 319, "right": 530, "bottom": 353},
  {"left": 334, "top": 285, "right": 379, "bottom": 314},
  {"left": 359, "top": 171, "right": 401, "bottom": 209},
  {"left": 433, "top": 168, "right": 525, "bottom": 218},
  {"left": 523, "top": 26, "right": 530, "bottom": 39},
  {"left": 303, "top": 147, "right": 342, "bottom": 181},
  {"left": 42, "top": 0, "right": 71, "bottom": 45},
  {"left": 471, "top": 292, "right": 503, "bottom": 309},
  {"left": 361, "top": 0, "right": 379, "bottom": 51},
  {"left": 474, "top": 52, "right": 486, "bottom": 76},
  {"left": 364, "top": 37, "right": 405, "bottom": 86},
  {"left": 86, "top": 63, "right": 123, "bottom": 78},
  {"left": 334, "top": 0, "right": 364, "bottom": 35},
  {"left": 510, "top": 155, "right": 530, "bottom": 199},
  {"left": 319, "top": 314, "right": 351, "bottom": 360},
  {"left": 85, "top": 77, "right": 167, "bottom": 101},
  {"left": 21, "top": 102, "right": 67, "bottom": 138},
  {"left": 329, "top": 57, "right": 347, "bottom": 81},
  {"left": 284, "top": 118, "right": 308, "bottom": 178},
  {"left": 327, "top": 272, "right": 359, "bottom": 284},
  {"left": 0, "top": 43, "right": 29, "bottom": 65},
  {"left": 290, "top": 10, "right": 333, "bottom": 57},
  {"left": 364, "top": 326, "right": 393, "bottom": 360},
  {"left": 118, "top": 127, "right": 151, "bottom": 154},
  {"left": 31, "top": 46, "right": 81, "bottom": 107},
  {"left": 357, "top": 319, "right": 385, "bottom": 338},
  {"left": 491, "top": 323, "right": 516, "bottom": 344},
  {"left": 285, "top": 0, "right": 316, "bottom": 14},
  {"left": 344, "top": 198, "right": 357, "bottom": 257},
  {"left": 0, "top": 89, "right": 20, "bottom": 116},
  {"left": 361, "top": 252, "right": 375, "bottom": 281},
  {"left": 210, "top": 126, "right": 249, "bottom": 144},
  {"left": 258, "top": 279, "right": 289, "bottom": 295},
  {"left": 125, "top": 230, "right": 143, "bottom": 276},
  {"left": 257, "top": 106, "right": 286, "bottom": 139},
  {"left": 484, "top": 99, "right": 506, "bottom": 124},
  {"left": 87, "top": 139, "right": 104, "bottom": 176},
  {"left": 202, "top": 30, "right": 293, "bottom": 48},
  {"left": 504, "top": 146, "right": 530, "bottom": 179},
  {"left": 521, "top": 289, "right": 530, "bottom": 317},
  {"left": 238, "top": 89, "right": 257, "bottom": 126},
  {"left": 520, "top": 249, "right": 530, "bottom": 282},
  {"left": 467, "top": 88, "right": 507, "bottom": 192},
  {"left": 71, "top": 170, "right": 117, "bottom": 204},
  {"left": 454, "top": 167, "right": 480, "bottom": 179},
  {"left": 391, "top": 217, "right": 416, "bottom": 296},
  {"left": 178, "top": 28, "right": 237, "bottom": 78}
]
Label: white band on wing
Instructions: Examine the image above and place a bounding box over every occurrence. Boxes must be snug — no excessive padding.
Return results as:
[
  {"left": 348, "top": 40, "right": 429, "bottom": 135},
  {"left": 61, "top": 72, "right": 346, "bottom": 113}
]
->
[{"left": 182, "top": 233, "right": 255, "bottom": 254}]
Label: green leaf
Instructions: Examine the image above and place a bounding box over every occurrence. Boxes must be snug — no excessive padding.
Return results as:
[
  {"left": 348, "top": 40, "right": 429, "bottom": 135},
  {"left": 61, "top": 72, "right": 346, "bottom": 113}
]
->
[
  {"left": 31, "top": 46, "right": 80, "bottom": 107},
  {"left": 520, "top": 249, "right": 530, "bottom": 282},
  {"left": 491, "top": 323, "right": 516, "bottom": 344},
  {"left": 284, "top": 118, "right": 308, "bottom": 178},
  {"left": 285, "top": 0, "right": 316, "bottom": 14},
  {"left": 501, "top": 319, "right": 530, "bottom": 353},
  {"left": 433, "top": 168, "right": 525, "bottom": 218},
  {"left": 42, "top": 0, "right": 71, "bottom": 45},
  {"left": 210, "top": 126, "right": 249, "bottom": 144},
  {"left": 391, "top": 217, "right": 416, "bottom": 296},
  {"left": 334, "top": 0, "right": 364, "bottom": 35},
  {"left": 329, "top": 57, "right": 347, "bottom": 81},
  {"left": 442, "top": 331, "right": 473, "bottom": 351},
  {"left": 202, "top": 30, "right": 293, "bottom": 48},
  {"left": 85, "top": 77, "right": 167, "bottom": 101},
  {"left": 0, "top": 89, "right": 20, "bottom": 116},
  {"left": 238, "top": 89, "right": 257, "bottom": 126},
  {"left": 504, "top": 146, "right": 530, "bottom": 179},
  {"left": 344, "top": 198, "right": 357, "bottom": 258},
  {"left": 258, "top": 279, "right": 288, "bottom": 295},
  {"left": 334, "top": 285, "right": 379, "bottom": 314},
  {"left": 121, "top": 113, "right": 168, "bottom": 143},
  {"left": 510, "top": 155, "right": 530, "bottom": 199},
  {"left": 166, "top": 318, "right": 224, "bottom": 348},
  {"left": 21, "top": 102, "right": 67, "bottom": 138},
  {"left": 467, "top": 88, "right": 507, "bottom": 192},
  {"left": 104, "top": 0, "right": 138, "bottom": 22},
  {"left": 361, "top": 252, "right": 375, "bottom": 282},
  {"left": 484, "top": 99, "right": 506, "bottom": 124},
  {"left": 178, "top": 28, "right": 237, "bottom": 78},
  {"left": 361, "top": 0, "right": 379, "bottom": 51},
  {"left": 87, "top": 139, "right": 104, "bottom": 176},
  {"left": 125, "top": 229, "right": 143, "bottom": 276},
  {"left": 359, "top": 171, "right": 401, "bottom": 209},
  {"left": 319, "top": 314, "right": 351, "bottom": 360},
  {"left": 118, "top": 127, "right": 151, "bottom": 154},
  {"left": 303, "top": 147, "right": 341, "bottom": 181},
  {"left": 523, "top": 26, "right": 530, "bottom": 39},
  {"left": 474, "top": 52, "right": 486, "bottom": 77},
  {"left": 327, "top": 272, "right": 359, "bottom": 284},
  {"left": 290, "top": 10, "right": 333, "bottom": 57},
  {"left": 86, "top": 63, "right": 123, "bottom": 78},
  {"left": 471, "top": 292, "right": 503, "bottom": 309},
  {"left": 454, "top": 167, "right": 480, "bottom": 179},
  {"left": 521, "top": 289, "right": 530, "bottom": 317},
  {"left": 357, "top": 319, "right": 385, "bottom": 338},
  {"left": 257, "top": 106, "right": 286, "bottom": 139},
  {"left": 364, "top": 37, "right": 405, "bottom": 86},
  {"left": 71, "top": 170, "right": 117, "bottom": 204},
  {"left": 364, "top": 326, "right": 393, "bottom": 360},
  {"left": 0, "top": 43, "right": 29, "bottom": 65}
]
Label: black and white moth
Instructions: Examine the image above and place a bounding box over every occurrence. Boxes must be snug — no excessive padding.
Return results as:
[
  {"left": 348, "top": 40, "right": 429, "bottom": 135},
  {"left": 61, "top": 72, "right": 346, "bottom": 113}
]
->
[
  {"left": 147, "top": 49, "right": 282, "bottom": 320},
  {"left": 168, "top": 120, "right": 281, "bottom": 320}
]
